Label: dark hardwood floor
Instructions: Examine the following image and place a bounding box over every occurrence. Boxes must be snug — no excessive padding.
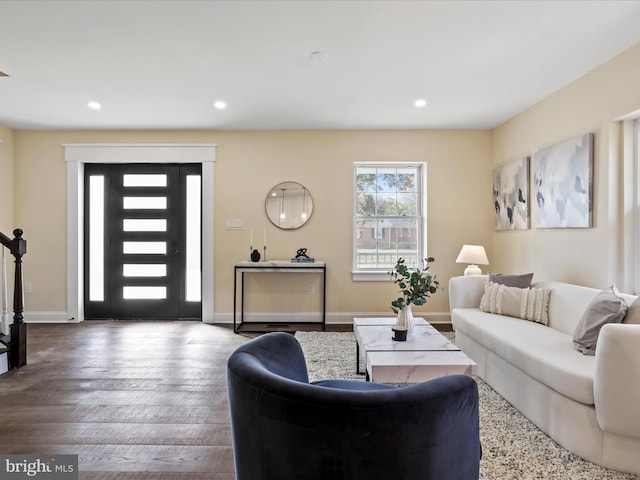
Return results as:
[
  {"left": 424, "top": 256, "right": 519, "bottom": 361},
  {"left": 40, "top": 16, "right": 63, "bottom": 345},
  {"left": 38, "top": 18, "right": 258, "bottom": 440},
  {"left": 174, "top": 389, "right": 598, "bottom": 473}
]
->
[
  {"left": 0, "top": 321, "right": 255, "bottom": 480},
  {"left": 0, "top": 320, "right": 451, "bottom": 478}
]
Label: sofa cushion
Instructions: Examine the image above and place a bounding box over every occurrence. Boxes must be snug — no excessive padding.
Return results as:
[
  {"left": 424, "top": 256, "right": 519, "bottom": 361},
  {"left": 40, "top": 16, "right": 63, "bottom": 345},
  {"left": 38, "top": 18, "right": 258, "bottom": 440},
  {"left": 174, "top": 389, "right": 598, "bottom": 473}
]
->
[
  {"left": 573, "top": 285, "right": 628, "bottom": 355},
  {"left": 488, "top": 272, "right": 534, "bottom": 288},
  {"left": 452, "top": 308, "right": 596, "bottom": 405},
  {"left": 479, "top": 282, "right": 551, "bottom": 325},
  {"left": 623, "top": 298, "right": 640, "bottom": 324}
]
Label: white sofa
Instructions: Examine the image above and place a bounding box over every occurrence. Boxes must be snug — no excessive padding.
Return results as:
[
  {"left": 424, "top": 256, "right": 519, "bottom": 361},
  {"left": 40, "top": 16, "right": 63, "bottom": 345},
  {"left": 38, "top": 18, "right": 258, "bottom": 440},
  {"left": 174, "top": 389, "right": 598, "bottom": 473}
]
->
[{"left": 449, "top": 275, "right": 640, "bottom": 475}]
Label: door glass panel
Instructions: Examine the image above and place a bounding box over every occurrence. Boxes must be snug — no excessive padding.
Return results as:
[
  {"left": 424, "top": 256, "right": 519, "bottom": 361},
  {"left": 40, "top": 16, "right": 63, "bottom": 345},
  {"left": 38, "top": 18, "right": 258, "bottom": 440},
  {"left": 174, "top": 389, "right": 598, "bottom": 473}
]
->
[
  {"left": 186, "top": 175, "right": 201, "bottom": 302},
  {"left": 123, "top": 174, "right": 167, "bottom": 187},
  {"left": 123, "top": 197, "right": 167, "bottom": 209},
  {"left": 123, "top": 264, "right": 167, "bottom": 277},
  {"left": 123, "top": 241, "right": 167, "bottom": 254},
  {"left": 123, "top": 219, "right": 167, "bottom": 232},
  {"left": 123, "top": 286, "right": 167, "bottom": 299},
  {"left": 89, "top": 176, "right": 105, "bottom": 301}
]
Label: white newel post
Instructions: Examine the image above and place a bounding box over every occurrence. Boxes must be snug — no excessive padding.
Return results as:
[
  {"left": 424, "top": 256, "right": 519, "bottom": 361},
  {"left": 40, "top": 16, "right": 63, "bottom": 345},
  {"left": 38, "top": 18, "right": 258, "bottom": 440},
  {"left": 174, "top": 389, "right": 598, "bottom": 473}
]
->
[{"left": 1, "top": 248, "right": 7, "bottom": 334}]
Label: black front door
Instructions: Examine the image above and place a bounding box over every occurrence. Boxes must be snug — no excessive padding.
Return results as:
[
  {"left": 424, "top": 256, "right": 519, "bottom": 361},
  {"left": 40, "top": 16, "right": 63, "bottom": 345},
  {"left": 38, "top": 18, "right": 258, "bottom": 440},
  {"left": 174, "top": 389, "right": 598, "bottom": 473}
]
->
[{"left": 84, "top": 163, "right": 202, "bottom": 320}]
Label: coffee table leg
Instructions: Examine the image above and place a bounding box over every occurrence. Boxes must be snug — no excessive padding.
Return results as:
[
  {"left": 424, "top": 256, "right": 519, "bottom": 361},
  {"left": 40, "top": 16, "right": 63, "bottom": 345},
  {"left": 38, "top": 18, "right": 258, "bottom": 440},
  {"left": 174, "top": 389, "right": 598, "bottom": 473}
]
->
[{"left": 356, "top": 341, "right": 360, "bottom": 374}]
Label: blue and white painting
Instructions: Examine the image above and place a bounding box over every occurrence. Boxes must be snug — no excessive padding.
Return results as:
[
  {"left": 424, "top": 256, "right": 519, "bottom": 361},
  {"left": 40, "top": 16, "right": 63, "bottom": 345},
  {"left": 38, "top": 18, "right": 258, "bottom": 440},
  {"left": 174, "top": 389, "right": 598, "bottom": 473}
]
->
[
  {"left": 533, "top": 133, "right": 593, "bottom": 228},
  {"left": 493, "top": 157, "right": 529, "bottom": 230}
]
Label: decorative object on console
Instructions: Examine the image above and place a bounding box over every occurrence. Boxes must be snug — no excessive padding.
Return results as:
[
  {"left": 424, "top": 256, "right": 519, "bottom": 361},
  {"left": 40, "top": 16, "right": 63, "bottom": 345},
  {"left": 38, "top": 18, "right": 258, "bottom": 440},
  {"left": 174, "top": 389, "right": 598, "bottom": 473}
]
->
[
  {"left": 250, "top": 249, "right": 261, "bottom": 262},
  {"left": 291, "top": 247, "right": 314, "bottom": 263},
  {"left": 389, "top": 257, "right": 439, "bottom": 341},
  {"left": 533, "top": 132, "right": 594, "bottom": 229},
  {"left": 456, "top": 245, "right": 489, "bottom": 276},
  {"left": 493, "top": 156, "right": 530, "bottom": 230}
]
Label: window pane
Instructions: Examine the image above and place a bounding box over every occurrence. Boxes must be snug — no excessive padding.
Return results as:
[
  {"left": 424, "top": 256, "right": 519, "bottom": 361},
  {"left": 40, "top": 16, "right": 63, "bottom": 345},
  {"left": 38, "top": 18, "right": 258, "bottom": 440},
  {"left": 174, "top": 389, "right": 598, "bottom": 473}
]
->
[
  {"left": 123, "top": 286, "right": 167, "bottom": 299},
  {"left": 185, "top": 175, "right": 201, "bottom": 302},
  {"left": 356, "top": 170, "right": 377, "bottom": 192},
  {"left": 89, "top": 176, "right": 105, "bottom": 301},
  {"left": 356, "top": 192, "right": 375, "bottom": 216},
  {"left": 376, "top": 169, "right": 397, "bottom": 192},
  {"left": 122, "top": 219, "right": 167, "bottom": 232},
  {"left": 123, "top": 197, "right": 167, "bottom": 209},
  {"left": 123, "top": 264, "right": 167, "bottom": 277},
  {"left": 354, "top": 164, "right": 422, "bottom": 271},
  {"left": 123, "top": 242, "right": 167, "bottom": 254},
  {"left": 376, "top": 193, "right": 397, "bottom": 215},
  {"left": 397, "top": 168, "right": 417, "bottom": 192},
  {"left": 123, "top": 174, "right": 167, "bottom": 187},
  {"left": 397, "top": 193, "right": 417, "bottom": 215}
]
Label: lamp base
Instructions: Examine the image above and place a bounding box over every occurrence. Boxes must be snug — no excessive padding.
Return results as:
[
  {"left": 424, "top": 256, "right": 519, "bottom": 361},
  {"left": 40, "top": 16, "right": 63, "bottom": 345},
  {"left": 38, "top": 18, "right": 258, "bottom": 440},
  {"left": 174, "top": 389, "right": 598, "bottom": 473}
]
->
[{"left": 464, "top": 264, "right": 483, "bottom": 276}]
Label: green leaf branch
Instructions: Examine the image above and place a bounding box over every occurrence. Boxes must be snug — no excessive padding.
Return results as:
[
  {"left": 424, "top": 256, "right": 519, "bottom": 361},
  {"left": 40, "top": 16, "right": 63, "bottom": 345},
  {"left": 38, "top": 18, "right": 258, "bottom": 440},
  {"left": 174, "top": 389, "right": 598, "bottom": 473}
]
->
[{"left": 389, "top": 257, "right": 440, "bottom": 314}]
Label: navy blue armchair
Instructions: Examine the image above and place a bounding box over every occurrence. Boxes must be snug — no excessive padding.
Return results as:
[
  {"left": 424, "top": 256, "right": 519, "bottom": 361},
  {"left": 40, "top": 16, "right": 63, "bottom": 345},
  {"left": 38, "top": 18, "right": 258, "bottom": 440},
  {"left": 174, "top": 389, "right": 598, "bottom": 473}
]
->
[{"left": 227, "top": 332, "right": 481, "bottom": 480}]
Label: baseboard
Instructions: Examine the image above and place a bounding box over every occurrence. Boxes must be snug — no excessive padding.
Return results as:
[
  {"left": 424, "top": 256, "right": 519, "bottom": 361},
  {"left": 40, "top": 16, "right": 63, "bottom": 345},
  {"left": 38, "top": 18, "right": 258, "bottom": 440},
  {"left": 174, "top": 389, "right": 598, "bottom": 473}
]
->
[
  {"left": 19, "top": 311, "right": 452, "bottom": 328},
  {"left": 23, "top": 312, "right": 79, "bottom": 323},
  {"left": 212, "top": 311, "right": 451, "bottom": 326}
]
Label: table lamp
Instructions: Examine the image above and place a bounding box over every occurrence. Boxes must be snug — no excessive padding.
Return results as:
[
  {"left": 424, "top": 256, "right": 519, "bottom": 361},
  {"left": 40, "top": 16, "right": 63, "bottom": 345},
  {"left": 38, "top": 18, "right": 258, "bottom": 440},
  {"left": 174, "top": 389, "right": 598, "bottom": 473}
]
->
[{"left": 456, "top": 245, "right": 489, "bottom": 276}]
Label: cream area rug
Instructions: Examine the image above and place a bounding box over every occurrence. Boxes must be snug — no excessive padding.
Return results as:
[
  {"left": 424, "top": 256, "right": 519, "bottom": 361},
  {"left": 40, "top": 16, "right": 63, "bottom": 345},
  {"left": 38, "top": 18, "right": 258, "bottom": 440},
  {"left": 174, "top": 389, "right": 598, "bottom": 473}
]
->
[{"left": 295, "top": 331, "right": 639, "bottom": 480}]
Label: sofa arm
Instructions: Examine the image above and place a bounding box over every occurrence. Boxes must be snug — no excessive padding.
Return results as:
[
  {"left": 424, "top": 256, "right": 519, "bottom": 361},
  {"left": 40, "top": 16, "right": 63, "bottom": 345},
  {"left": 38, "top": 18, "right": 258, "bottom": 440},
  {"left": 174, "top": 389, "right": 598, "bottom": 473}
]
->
[
  {"left": 449, "top": 275, "right": 487, "bottom": 311},
  {"left": 594, "top": 324, "right": 640, "bottom": 437}
]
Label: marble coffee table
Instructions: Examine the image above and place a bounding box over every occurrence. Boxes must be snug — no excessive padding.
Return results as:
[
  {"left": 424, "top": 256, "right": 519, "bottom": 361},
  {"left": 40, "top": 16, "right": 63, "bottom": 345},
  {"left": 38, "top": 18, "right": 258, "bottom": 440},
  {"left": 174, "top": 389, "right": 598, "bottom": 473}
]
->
[{"left": 353, "top": 317, "right": 477, "bottom": 383}]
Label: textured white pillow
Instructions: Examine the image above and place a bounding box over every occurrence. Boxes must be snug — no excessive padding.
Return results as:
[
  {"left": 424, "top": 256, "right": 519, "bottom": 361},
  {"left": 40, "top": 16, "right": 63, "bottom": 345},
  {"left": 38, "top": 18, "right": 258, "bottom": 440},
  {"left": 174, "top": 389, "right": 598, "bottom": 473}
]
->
[{"left": 479, "top": 282, "right": 552, "bottom": 325}]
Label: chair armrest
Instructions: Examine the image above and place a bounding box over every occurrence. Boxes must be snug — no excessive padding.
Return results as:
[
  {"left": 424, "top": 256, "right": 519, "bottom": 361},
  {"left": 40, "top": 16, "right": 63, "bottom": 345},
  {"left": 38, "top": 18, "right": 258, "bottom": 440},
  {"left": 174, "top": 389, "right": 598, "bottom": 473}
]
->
[
  {"left": 594, "top": 323, "right": 640, "bottom": 437},
  {"left": 449, "top": 275, "right": 487, "bottom": 311}
]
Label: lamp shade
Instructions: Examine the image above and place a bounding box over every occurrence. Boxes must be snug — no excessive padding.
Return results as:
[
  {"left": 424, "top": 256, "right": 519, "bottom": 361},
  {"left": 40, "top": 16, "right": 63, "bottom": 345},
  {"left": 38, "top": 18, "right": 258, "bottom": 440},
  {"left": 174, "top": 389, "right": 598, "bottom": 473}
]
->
[{"left": 456, "top": 245, "right": 489, "bottom": 276}]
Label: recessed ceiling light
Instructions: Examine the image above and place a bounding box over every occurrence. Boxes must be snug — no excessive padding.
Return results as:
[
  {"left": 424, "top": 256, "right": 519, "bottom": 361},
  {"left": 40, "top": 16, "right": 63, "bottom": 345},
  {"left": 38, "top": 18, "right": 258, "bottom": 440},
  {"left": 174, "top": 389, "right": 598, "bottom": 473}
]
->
[
  {"left": 88, "top": 101, "right": 102, "bottom": 110},
  {"left": 310, "top": 50, "right": 328, "bottom": 62},
  {"left": 414, "top": 99, "right": 427, "bottom": 108},
  {"left": 214, "top": 100, "right": 227, "bottom": 110}
]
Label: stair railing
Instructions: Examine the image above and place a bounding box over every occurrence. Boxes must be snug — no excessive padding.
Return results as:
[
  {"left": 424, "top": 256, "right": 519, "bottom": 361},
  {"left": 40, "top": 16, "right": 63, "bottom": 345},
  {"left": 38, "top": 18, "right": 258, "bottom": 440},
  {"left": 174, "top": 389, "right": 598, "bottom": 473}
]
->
[{"left": 0, "top": 229, "right": 27, "bottom": 369}]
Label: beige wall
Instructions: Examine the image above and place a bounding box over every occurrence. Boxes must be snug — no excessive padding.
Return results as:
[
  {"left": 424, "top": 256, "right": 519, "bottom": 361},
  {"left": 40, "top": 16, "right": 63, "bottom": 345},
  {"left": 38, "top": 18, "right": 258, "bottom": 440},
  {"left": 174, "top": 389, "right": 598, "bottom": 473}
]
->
[
  {"left": 0, "top": 126, "right": 14, "bottom": 232},
  {"left": 491, "top": 42, "right": 640, "bottom": 291},
  {"left": 7, "top": 40, "right": 640, "bottom": 321},
  {"left": 10, "top": 129, "right": 491, "bottom": 322}
]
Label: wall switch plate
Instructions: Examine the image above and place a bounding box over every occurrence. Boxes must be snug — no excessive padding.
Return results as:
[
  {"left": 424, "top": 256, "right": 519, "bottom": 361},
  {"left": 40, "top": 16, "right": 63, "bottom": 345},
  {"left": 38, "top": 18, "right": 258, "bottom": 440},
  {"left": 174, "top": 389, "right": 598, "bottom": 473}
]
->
[{"left": 226, "top": 219, "right": 245, "bottom": 230}]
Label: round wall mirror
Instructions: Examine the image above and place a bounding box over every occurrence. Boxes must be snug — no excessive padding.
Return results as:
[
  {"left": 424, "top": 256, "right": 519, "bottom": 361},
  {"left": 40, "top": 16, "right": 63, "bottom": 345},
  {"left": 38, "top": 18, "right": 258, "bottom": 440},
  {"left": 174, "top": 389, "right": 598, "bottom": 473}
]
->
[{"left": 265, "top": 181, "right": 314, "bottom": 229}]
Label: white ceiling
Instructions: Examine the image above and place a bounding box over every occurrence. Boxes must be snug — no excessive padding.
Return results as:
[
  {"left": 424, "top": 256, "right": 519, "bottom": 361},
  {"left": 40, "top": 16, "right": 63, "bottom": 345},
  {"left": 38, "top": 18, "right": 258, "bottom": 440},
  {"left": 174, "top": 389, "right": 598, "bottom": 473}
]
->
[{"left": 1, "top": 0, "right": 640, "bottom": 131}]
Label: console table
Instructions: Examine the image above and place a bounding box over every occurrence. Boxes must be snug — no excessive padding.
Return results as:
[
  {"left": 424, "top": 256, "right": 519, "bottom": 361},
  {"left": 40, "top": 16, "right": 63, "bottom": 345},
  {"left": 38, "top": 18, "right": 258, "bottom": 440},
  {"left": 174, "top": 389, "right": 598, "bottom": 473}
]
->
[{"left": 233, "top": 260, "right": 326, "bottom": 333}]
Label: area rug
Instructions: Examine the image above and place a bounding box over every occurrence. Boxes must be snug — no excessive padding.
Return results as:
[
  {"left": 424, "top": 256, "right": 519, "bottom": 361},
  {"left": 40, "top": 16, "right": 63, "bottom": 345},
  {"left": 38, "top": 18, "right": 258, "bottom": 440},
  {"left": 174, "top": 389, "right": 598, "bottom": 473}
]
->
[{"left": 295, "top": 331, "right": 639, "bottom": 480}]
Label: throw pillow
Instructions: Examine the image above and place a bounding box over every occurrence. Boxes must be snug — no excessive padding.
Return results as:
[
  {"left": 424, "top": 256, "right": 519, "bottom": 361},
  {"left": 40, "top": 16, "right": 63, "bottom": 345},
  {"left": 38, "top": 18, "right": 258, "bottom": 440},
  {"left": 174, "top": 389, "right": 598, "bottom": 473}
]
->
[
  {"left": 479, "top": 282, "right": 552, "bottom": 325},
  {"left": 573, "top": 285, "right": 628, "bottom": 355},
  {"left": 488, "top": 272, "right": 534, "bottom": 288},
  {"left": 623, "top": 298, "right": 640, "bottom": 324}
]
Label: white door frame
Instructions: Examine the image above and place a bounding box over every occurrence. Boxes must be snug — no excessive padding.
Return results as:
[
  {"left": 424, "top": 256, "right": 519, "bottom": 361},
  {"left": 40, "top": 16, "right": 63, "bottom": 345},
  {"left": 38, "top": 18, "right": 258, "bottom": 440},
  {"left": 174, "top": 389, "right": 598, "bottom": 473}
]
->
[{"left": 64, "top": 144, "right": 216, "bottom": 323}]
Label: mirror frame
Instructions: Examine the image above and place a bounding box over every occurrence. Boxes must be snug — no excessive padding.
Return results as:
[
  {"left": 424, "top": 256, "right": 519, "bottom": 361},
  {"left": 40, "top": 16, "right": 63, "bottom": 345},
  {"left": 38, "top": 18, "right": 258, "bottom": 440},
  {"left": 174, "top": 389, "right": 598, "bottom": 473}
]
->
[{"left": 265, "top": 181, "right": 314, "bottom": 230}]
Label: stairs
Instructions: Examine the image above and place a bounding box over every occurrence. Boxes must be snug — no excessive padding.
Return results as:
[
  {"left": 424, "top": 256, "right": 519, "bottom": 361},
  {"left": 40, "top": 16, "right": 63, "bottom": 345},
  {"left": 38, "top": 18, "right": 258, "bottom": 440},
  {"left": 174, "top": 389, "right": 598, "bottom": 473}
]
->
[{"left": 0, "top": 334, "right": 8, "bottom": 374}]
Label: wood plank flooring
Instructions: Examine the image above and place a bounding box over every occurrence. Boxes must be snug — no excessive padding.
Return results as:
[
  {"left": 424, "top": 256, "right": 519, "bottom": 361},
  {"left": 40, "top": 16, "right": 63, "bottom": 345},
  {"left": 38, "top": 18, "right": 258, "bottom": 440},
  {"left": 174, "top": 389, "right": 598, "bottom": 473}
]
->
[{"left": 0, "top": 321, "right": 253, "bottom": 480}]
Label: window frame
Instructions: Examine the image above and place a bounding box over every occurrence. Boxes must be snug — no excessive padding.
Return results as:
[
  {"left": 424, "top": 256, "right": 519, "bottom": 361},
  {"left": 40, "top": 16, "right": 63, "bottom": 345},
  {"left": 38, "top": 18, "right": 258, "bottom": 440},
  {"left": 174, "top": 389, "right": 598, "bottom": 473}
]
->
[
  {"left": 352, "top": 162, "right": 426, "bottom": 281},
  {"left": 635, "top": 119, "right": 640, "bottom": 294}
]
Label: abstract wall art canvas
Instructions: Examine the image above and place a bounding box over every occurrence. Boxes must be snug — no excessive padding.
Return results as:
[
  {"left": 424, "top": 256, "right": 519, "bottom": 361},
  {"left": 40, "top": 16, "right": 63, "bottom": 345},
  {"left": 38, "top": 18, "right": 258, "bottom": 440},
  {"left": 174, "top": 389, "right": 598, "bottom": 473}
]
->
[
  {"left": 493, "top": 157, "right": 530, "bottom": 230},
  {"left": 532, "top": 133, "right": 593, "bottom": 228}
]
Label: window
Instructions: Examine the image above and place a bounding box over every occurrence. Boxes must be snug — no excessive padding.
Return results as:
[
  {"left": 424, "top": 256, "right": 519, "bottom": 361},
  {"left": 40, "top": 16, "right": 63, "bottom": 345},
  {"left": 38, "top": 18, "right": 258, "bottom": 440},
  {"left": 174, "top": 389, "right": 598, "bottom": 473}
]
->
[{"left": 353, "top": 163, "right": 425, "bottom": 280}]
